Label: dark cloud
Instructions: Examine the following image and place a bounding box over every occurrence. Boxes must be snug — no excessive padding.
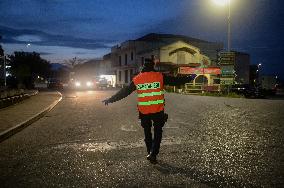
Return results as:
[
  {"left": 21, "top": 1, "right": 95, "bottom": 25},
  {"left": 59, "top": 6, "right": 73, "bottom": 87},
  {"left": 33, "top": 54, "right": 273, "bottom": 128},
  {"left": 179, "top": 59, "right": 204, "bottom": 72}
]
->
[
  {"left": 38, "top": 52, "right": 54, "bottom": 56},
  {"left": 0, "top": 25, "right": 115, "bottom": 50},
  {"left": 74, "top": 52, "right": 90, "bottom": 55}
]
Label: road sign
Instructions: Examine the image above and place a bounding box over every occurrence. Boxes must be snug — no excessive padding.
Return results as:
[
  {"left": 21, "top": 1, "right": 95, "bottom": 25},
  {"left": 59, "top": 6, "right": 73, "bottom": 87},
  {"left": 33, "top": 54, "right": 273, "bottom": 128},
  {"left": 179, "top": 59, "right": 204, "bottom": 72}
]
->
[
  {"left": 219, "top": 52, "right": 235, "bottom": 65},
  {"left": 221, "top": 65, "right": 235, "bottom": 75}
]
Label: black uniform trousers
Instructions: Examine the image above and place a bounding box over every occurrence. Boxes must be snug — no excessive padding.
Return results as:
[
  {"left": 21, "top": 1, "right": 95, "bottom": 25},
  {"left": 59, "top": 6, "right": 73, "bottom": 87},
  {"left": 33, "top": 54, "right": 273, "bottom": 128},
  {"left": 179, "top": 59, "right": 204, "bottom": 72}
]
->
[{"left": 139, "top": 111, "right": 165, "bottom": 156}]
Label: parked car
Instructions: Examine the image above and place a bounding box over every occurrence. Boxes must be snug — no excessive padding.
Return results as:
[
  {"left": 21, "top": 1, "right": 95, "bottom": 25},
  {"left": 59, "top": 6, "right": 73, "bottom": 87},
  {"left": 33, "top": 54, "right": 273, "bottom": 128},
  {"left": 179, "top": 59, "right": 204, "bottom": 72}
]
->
[
  {"left": 47, "top": 79, "right": 63, "bottom": 90},
  {"left": 96, "top": 77, "right": 109, "bottom": 89},
  {"left": 231, "top": 84, "right": 265, "bottom": 98}
]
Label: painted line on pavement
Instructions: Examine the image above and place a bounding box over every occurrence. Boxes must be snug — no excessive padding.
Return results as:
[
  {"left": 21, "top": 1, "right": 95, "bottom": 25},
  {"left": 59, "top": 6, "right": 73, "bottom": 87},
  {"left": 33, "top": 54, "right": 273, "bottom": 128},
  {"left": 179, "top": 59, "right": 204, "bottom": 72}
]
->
[
  {"left": 50, "top": 137, "right": 194, "bottom": 153},
  {"left": 0, "top": 92, "right": 62, "bottom": 143}
]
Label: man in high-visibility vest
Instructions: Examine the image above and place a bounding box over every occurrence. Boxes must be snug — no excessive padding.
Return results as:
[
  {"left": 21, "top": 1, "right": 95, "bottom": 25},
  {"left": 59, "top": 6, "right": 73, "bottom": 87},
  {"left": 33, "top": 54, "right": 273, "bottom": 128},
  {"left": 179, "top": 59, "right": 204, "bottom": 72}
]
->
[{"left": 103, "top": 58, "right": 193, "bottom": 164}]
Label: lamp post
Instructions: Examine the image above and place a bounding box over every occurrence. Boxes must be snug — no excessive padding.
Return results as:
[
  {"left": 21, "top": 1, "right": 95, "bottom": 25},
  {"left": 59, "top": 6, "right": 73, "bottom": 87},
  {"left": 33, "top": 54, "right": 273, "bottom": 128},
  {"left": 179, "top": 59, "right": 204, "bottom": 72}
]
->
[
  {"left": 212, "top": 0, "right": 231, "bottom": 52},
  {"left": 228, "top": 0, "right": 231, "bottom": 51},
  {"left": 257, "top": 63, "right": 262, "bottom": 86},
  {"left": 257, "top": 63, "right": 262, "bottom": 75}
]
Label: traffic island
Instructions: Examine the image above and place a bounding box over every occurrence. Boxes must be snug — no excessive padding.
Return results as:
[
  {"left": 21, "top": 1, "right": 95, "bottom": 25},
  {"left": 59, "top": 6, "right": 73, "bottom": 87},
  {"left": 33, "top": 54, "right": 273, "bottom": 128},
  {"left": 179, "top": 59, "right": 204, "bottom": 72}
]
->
[
  {"left": 0, "top": 90, "right": 38, "bottom": 109},
  {"left": 0, "top": 91, "right": 62, "bottom": 142}
]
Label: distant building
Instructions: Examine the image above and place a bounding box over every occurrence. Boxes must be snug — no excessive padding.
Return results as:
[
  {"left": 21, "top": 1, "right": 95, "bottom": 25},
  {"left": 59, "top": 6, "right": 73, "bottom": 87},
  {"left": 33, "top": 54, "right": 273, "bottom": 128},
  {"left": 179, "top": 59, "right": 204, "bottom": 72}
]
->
[
  {"left": 260, "top": 75, "right": 277, "bottom": 90},
  {"left": 0, "top": 58, "right": 4, "bottom": 80},
  {"left": 234, "top": 51, "right": 250, "bottom": 84},
  {"left": 0, "top": 56, "right": 5, "bottom": 85},
  {"left": 110, "top": 33, "right": 223, "bottom": 87},
  {"left": 110, "top": 40, "right": 137, "bottom": 86},
  {"left": 74, "top": 59, "right": 103, "bottom": 77},
  {"left": 100, "top": 53, "right": 112, "bottom": 75}
]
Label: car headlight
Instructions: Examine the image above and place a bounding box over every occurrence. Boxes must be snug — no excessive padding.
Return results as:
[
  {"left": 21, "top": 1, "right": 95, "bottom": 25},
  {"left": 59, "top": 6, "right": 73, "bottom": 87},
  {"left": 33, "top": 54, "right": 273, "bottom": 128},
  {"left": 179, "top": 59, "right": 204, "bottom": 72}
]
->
[
  {"left": 75, "top": 81, "right": 81, "bottom": 87},
  {"left": 86, "top": 81, "right": 93, "bottom": 87}
]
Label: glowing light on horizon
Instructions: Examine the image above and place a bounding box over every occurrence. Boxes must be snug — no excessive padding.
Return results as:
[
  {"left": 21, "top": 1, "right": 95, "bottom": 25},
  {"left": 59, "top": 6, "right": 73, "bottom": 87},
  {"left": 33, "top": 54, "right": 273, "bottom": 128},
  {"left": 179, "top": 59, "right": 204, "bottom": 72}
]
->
[{"left": 212, "top": 0, "right": 230, "bottom": 6}]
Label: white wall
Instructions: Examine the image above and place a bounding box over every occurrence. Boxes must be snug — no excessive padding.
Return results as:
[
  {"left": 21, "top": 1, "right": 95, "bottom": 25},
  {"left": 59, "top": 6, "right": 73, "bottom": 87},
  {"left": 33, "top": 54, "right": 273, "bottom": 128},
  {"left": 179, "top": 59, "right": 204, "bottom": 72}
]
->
[{"left": 159, "top": 41, "right": 204, "bottom": 64}]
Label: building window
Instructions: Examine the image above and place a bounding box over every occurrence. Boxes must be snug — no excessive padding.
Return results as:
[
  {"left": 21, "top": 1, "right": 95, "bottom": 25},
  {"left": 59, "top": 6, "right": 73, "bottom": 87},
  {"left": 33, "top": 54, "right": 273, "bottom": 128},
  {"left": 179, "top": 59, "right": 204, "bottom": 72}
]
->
[
  {"left": 125, "top": 70, "right": 128, "bottom": 83},
  {"left": 131, "top": 52, "right": 134, "bottom": 60},
  {"left": 125, "top": 54, "right": 128, "bottom": 65},
  {"left": 119, "top": 56, "right": 121, "bottom": 66},
  {"left": 141, "top": 57, "right": 144, "bottom": 66},
  {"left": 177, "top": 51, "right": 185, "bottom": 64},
  {"left": 118, "top": 71, "right": 121, "bottom": 82}
]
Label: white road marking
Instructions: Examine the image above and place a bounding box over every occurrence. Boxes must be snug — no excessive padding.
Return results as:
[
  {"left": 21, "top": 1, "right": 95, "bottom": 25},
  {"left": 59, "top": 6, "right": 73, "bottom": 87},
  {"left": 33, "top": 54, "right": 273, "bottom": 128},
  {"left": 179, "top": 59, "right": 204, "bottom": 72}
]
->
[
  {"left": 120, "top": 124, "right": 137, "bottom": 132},
  {"left": 51, "top": 137, "right": 194, "bottom": 153}
]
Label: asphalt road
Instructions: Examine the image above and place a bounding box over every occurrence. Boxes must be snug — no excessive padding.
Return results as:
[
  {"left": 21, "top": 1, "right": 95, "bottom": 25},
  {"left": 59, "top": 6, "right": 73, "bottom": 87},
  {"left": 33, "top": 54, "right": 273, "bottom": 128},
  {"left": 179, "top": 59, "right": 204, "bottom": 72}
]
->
[{"left": 0, "top": 90, "right": 283, "bottom": 187}]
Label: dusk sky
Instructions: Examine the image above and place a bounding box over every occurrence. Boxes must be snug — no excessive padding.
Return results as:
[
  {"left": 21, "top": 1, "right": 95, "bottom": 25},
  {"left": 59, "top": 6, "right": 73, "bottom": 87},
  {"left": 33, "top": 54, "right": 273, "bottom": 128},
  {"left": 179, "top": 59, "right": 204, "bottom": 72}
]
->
[{"left": 0, "top": 0, "right": 283, "bottom": 78}]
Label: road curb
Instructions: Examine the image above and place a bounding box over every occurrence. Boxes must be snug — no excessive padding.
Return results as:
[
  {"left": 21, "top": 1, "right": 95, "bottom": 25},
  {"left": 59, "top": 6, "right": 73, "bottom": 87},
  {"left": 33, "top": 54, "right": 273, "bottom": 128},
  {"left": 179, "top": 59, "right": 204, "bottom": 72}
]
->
[{"left": 0, "top": 92, "right": 62, "bottom": 143}]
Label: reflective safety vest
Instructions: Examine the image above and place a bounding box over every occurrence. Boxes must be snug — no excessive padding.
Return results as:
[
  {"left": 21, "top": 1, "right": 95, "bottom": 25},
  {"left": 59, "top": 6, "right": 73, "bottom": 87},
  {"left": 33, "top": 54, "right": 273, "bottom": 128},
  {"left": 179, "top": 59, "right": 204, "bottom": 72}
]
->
[{"left": 133, "top": 72, "right": 164, "bottom": 114}]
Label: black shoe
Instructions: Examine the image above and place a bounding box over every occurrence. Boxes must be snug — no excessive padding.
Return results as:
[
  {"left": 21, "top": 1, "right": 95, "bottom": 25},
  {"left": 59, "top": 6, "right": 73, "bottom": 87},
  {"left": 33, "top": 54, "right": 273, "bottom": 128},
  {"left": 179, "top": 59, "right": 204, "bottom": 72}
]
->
[{"left": 147, "top": 153, "right": 157, "bottom": 164}]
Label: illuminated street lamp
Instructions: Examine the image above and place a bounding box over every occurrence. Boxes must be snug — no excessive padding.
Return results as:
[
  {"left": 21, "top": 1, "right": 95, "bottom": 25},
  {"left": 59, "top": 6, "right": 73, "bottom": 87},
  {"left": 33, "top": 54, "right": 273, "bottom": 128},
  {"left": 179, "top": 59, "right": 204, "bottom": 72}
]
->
[
  {"left": 212, "top": 0, "right": 231, "bottom": 51},
  {"left": 256, "top": 63, "right": 262, "bottom": 86},
  {"left": 257, "top": 63, "right": 262, "bottom": 73}
]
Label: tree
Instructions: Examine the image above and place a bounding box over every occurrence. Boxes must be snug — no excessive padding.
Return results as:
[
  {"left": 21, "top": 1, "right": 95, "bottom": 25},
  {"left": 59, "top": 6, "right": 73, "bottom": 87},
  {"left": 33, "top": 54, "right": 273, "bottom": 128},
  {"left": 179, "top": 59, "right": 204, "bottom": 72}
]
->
[
  {"left": 0, "top": 46, "right": 3, "bottom": 57},
  {"left": 0, "top": 35, "right": 3, "bottom": 56},
  {"left": 9, "top": 51, "right": 51, "bottom": 89},
  {"left": 63, "top": 57, "right": 87, "bottom": 70},
  {"left": 62, "top": 57, "right": 88, "bottom": 81},
  {"left": 0, "top": 35, "right": 5, "bottom": 87}
]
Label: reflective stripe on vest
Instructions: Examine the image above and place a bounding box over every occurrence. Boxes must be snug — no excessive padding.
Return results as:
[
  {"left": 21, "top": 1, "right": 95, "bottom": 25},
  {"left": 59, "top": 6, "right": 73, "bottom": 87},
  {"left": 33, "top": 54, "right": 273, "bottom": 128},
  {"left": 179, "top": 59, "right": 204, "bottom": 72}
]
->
[
  {"left": 137, "top": 91, "right": 164, "bottom": 98},
  {"left": 138, "top": 99, "right": 164, "bottom": 106}
]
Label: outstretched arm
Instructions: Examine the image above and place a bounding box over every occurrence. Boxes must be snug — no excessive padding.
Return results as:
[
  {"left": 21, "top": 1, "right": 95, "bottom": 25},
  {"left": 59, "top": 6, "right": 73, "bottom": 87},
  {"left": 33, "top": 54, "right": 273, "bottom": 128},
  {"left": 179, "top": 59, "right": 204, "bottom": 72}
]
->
[
  {"left": 163, "top": 74, "right": 194, "bottom": 86},
  {"left": 103, "top": 81, "right": 136, "bottom": 105}
]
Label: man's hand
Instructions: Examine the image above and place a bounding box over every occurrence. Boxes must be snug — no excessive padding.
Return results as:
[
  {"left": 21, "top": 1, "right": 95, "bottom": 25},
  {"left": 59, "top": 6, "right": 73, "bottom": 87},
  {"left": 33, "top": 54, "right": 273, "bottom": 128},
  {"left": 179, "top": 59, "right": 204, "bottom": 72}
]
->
[{"left": 102, "top": 99, "right": 110, "bottom": 106}]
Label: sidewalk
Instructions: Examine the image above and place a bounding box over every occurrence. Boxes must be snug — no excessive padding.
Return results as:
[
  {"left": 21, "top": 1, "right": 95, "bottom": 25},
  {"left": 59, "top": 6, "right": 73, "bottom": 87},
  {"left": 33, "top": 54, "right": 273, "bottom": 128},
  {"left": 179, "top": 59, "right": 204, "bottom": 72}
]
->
[{"left": 0, "top": 91, "right": 62, "bottom": 142}]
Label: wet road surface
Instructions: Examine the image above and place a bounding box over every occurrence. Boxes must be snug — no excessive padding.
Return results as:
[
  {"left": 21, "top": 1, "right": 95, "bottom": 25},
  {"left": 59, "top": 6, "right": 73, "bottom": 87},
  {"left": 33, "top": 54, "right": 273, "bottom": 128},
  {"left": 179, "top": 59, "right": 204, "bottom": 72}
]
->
[{"left": 0, "top": 90, "right": 283, "bottom": 187}]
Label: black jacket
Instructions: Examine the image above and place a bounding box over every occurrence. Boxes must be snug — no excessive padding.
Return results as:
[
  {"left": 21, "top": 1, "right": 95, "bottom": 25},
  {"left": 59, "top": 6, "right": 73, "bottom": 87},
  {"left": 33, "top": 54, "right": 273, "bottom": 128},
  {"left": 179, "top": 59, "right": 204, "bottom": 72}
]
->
[{"left": 107, "top": 72, "right": 192, "bottom": 103}]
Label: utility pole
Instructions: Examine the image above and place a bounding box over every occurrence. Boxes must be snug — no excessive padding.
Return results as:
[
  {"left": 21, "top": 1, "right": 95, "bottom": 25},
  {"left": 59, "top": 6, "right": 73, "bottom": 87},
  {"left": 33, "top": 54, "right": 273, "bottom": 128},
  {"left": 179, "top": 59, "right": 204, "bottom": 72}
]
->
[{"left": 227, "top": 0, "right": 231, "bottom": 52}]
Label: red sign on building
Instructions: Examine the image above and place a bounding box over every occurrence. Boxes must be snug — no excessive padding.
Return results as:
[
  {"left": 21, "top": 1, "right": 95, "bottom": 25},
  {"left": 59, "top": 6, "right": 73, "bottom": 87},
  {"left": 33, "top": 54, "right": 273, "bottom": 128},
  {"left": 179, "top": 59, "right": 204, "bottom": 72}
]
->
[{"left": 179, "top": 67, "right": 221, "bottom": 75}]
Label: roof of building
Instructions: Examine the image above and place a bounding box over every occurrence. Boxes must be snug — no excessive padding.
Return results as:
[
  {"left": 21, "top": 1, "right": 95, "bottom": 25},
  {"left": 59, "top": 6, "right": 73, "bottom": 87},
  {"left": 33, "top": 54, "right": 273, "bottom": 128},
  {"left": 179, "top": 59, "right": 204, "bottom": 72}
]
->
[
  {"left": 135, "top": 33, "right": 212, "bottom": 44},
  {"left": 103, "top": 53, "right": 111, "bottom": 60}
]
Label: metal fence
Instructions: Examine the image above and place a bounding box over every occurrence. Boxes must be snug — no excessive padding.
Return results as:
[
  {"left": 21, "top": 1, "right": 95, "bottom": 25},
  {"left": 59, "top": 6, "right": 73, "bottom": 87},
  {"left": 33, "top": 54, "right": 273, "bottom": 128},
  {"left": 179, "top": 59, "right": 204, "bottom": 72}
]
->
[{"left": 185, "top": 83, "right": 220, "bottom": 93}]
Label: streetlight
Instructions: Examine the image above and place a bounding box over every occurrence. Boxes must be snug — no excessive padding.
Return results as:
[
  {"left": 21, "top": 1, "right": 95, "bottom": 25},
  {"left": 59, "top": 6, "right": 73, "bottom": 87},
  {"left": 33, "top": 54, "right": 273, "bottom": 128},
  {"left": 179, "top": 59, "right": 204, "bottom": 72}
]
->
[
  {"left": 257, "top": 63, "right": 262, "bottom": 74},
  {"left": 257, "top": 63, "right": 262, "bottom": 86},
  {"left": 212, "top": 0, "right": 231, "bottom": 51}
]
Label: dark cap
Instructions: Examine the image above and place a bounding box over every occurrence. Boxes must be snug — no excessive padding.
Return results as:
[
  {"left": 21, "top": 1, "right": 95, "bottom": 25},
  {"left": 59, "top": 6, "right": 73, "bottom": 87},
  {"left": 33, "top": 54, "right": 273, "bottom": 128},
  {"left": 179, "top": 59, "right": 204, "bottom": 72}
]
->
[{"left": 141, "top": 58, "right": 155, "bottom": 72}]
